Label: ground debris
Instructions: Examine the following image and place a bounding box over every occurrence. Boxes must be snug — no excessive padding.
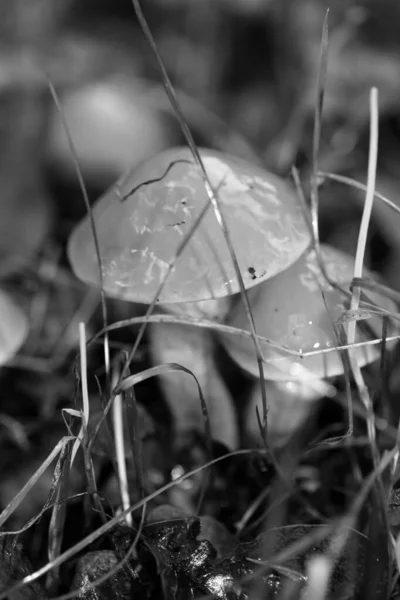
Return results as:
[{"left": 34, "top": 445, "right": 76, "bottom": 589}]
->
[{"left": 0, "top": 535, "right": 47, "bottom": 600}]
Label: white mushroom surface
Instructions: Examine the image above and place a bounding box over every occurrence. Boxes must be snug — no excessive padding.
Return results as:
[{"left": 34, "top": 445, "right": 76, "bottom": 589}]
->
[
  {"left": 218, "top": 244, "right": 398, "bottom": 445},
  {"left": 220, "top": 244, "right": 398, "bottom": 382},
  {"left": 48, "top": 76, "right": 171, "bottom": 181},
  {"left": 68, "top": 146, "right": 311, "bottom": 303},
  {"left": 150, "top": 321, "right": 238, "bottom": 450}
]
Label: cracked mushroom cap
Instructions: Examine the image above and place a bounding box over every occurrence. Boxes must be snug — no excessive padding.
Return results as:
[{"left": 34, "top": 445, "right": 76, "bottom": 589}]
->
[
  {"left": 67, "top": 147, "right": 310, "bottom": 303},
  {"left": 0, "top": 290, "right": 28, "bottom": 365},
  {"left": 220, "top": 244, "right": 398, "bottom": 381}
]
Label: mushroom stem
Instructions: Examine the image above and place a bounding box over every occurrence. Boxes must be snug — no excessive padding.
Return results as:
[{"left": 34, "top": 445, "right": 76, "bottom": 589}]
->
[
  {"left": 245, "top": 379, "right": 321, "bottom": 447},
  {"left": 148, "top": 320, "right": 238, "bottom": 450},
  {"left": 149, "top": 296, "right": 237, "bottom": 450}
]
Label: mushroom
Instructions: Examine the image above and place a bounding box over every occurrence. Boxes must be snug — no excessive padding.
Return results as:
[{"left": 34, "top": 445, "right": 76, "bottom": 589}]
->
[
  {"left": 48, "top": 76, "right": 172, "bottom": 184},
  {"left": 67, "top": 146, "right": 311, "bottom": 449},
  {"left": 0, "top": 290, "right": 28, "bottom": 366},
  {"left": 217, "top": 244, "right": 398, "bottom": 445}
]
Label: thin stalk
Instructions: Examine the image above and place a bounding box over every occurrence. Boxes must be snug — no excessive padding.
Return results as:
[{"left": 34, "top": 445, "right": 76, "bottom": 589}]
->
[{"left": 347, "top": 88, "right": 379, "bottom": 458}]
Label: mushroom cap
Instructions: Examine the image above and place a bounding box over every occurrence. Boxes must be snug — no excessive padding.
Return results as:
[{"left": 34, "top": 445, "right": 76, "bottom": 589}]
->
[
  {"left": 48, "top": 77, "right": 171, "bottom": 182},
  {"left": 0, "top": 290, "right": 28, "bottom": 365},
  {"left": 220, "top": 244, "right": 398, "bottom": 381},
  {"left": 67, "top": 147, "right": 310, "bottom": 303}
]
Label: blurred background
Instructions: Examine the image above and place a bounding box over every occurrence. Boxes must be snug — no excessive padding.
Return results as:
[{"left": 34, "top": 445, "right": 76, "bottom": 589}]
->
[{"left": 1, "top": 0, "right": 400, "bottom": 280}]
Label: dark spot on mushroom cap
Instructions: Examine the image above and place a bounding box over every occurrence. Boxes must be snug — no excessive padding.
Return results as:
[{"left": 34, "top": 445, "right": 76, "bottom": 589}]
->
[{"left": 248, "top": 267, "right": 257, "bottom": 280}]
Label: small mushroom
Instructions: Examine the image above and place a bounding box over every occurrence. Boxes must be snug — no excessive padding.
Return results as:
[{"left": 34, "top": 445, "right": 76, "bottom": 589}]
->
[
  {"left": 48, "top": 76, "right": 172, "bottom": 183},
  {"left": 218, "top": 244, "right": 398, "bottom": 445},
  {"left": 0, "top": 290, "right": 28, "bottom": 366},
  {"left": 67, "top": 146, "right": 311, "bottom": 449}
]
